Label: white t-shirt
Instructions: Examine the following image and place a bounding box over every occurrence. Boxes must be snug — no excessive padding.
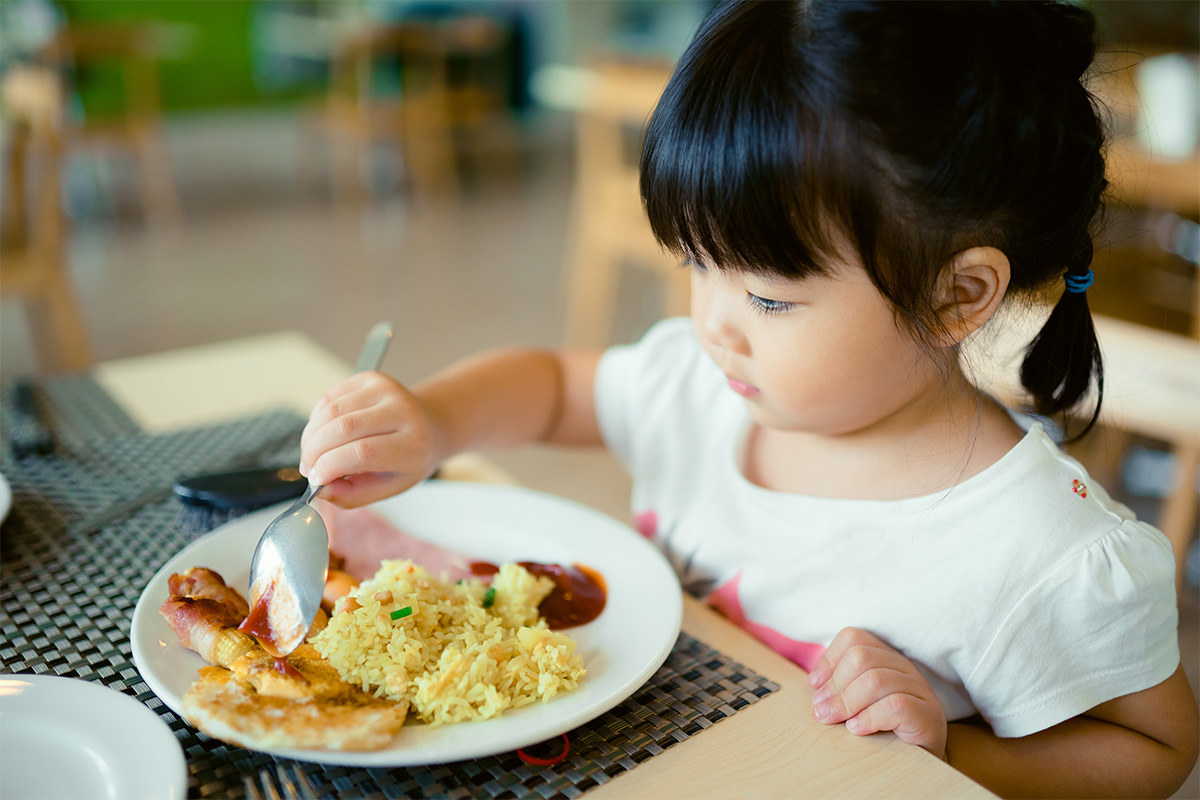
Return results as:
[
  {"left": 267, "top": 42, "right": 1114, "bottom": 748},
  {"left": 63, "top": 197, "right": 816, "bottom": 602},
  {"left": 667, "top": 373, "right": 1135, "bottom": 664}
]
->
[{"left": 594, "top": 317, "right": 1180, "bottom": 739}]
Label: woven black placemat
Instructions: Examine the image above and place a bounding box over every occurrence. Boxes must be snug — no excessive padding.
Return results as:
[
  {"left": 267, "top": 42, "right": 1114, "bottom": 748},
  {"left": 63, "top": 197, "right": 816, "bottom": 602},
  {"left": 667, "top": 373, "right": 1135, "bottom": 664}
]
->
[{"left": 0, "top": 378, "right": 780, "bottom": 799}]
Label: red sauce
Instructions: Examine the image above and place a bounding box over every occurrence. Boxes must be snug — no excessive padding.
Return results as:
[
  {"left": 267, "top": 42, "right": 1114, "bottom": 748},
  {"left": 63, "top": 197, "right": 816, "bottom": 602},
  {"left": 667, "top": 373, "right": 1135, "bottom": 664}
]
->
[
  {"left": 237, "top": 583, "right": 278, "bottom": 651},
  {"left": 273, "top": 657, "right": 306, "bottom": 680},
  {"left": 237, "top": 582, "right": 309, "bottom": 682},
  {"left": 468, "top": 561, "right": 606, "bottom": 629}
]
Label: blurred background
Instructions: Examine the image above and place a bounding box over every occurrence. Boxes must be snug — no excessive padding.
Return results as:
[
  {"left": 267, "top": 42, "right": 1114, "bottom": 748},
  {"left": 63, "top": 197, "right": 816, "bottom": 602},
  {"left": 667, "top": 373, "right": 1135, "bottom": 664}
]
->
[
  {"left": 0, "top": 4, "right": 1196, "bottom": 775},
  {"left": 7, "top": 0, "right": 1194, "bottom": 557}
]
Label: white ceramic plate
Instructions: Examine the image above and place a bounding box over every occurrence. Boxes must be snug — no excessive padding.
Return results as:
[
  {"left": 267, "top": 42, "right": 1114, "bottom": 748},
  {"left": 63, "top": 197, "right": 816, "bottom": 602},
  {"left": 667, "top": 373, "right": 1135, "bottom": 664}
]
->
[
  {"left": 0, "top": 674, "right": 187, "bottom": 800},
  {"left": 131, "top": 481, "right": 682, "bottom": 766},
  {"left": 0, "top": 471, "right": 11, "bottom": 525}
]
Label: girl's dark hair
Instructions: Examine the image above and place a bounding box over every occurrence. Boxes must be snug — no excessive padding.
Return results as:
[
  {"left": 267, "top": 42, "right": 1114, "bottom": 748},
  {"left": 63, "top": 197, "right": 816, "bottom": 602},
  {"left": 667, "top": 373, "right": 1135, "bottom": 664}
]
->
[{"left": 640, "top": 0, "right": 1107, "bottom": 438}]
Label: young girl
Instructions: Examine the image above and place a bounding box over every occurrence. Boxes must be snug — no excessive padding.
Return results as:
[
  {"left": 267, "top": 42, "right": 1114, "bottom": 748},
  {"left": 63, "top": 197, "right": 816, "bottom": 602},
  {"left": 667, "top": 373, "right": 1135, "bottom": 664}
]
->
[{"left": 300, "top": 1, "right": 1198, "bottom": 796}]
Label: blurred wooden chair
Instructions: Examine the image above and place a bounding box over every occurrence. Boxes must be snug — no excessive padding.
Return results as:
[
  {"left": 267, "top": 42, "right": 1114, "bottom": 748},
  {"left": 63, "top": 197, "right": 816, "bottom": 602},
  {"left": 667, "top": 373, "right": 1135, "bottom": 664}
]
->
[
  {"left": 309, "top": 16, "right": 517, "bottom": 204},
  {"left": 38, "top": 22, "right": 183, "bottom": 225},
  {"left": 308, "top": 21, "right": 458, "bottom": 205},
  {"left": 1090, "top": 46, "right": 1200, "bottom": 593},
  {"left": 423, "top": 14, "right": 519, "bottom": 177},
  {"left": 560, "top": 58, "right": 687, "bottom": 348},
  {"left": 1, "top": 67, "right": 94, "bottom": 372}
]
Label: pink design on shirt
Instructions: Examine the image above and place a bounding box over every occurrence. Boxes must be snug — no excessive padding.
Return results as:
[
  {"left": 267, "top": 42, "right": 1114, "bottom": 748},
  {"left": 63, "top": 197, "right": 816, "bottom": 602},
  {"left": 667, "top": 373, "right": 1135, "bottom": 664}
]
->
[
  {"left": 633, "top": 511, "right": 658, "bottom": 539},
  {"left": 707, "top": 571, "right": 826, "bottom": 672}
]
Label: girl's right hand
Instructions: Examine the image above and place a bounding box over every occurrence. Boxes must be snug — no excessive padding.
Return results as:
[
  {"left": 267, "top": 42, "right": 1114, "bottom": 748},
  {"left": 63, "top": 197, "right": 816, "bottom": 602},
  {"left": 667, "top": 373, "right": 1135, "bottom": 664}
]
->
[{"left": 299, "top": 371, "right": 444, "bottom": 508}]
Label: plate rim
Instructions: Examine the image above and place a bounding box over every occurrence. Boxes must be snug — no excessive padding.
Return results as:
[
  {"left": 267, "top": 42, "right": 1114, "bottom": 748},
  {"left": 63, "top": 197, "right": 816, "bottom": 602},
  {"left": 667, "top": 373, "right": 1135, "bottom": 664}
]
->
[
  {"left": 131, "top": 480, "right": 683, "bottom": 766},
  {"left": 0, "top": 470, "right": 11, "bottom": 525},
  {"left": 0, "top": 673, "right": 188, "bottom": 799}
]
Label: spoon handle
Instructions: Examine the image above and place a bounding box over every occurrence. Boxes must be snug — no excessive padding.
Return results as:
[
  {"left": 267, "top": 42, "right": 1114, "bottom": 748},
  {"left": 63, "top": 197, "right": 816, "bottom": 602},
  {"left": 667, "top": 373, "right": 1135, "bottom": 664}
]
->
[{"left": 354, "top": 322, "right": 394, "bottom": 373}]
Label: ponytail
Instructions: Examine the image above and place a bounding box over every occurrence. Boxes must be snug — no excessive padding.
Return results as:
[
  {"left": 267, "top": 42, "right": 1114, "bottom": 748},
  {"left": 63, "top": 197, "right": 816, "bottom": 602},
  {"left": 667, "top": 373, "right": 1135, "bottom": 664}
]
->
[{"left": 1019, "top": 267, "right": 1104, "bottom": 441}]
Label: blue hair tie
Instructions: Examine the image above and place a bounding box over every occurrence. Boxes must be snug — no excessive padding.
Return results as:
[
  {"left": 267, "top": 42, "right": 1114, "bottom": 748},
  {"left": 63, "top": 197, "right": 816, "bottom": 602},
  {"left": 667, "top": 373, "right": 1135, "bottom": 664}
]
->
[{"left": 1064, "top": 269, "right": 1094, "bottom": 294}]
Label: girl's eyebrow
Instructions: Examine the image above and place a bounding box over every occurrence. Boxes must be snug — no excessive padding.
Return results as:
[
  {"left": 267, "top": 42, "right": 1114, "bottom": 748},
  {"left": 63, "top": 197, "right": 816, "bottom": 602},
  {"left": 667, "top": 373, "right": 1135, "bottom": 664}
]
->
[
  {"left": 750, "top": 270, "right": 815, "bottom": 290},
  {"left": 755, "top": 273, "right": 799, "bottom": 287}
]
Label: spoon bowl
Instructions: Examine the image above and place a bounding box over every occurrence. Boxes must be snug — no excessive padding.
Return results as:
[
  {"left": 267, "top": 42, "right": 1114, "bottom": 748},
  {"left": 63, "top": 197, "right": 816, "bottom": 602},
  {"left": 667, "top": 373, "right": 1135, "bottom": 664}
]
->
[{"left": 242, "top": 322, "right": 393, "bottom": 656}]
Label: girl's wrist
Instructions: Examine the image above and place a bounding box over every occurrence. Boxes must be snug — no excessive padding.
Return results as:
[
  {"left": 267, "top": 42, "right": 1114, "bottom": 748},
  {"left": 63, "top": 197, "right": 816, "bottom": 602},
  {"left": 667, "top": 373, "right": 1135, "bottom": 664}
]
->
[{"left": 412, "top": 390, "right": 460, "bottom": 474}]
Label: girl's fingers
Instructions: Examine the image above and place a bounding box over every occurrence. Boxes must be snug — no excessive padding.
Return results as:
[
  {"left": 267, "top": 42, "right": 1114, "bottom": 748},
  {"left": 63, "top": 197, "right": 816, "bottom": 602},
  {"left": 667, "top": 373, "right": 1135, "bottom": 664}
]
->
[
  {"left": 808, "top": 626, "right": 891, "bottom": 688},
  {"left": 845, "top": 693, "right": 947, "bottom": 757},
  {"left": 811, "top": 664, "right": 925, "bottom": 724},
  {"left": 305, "top": 430, "right": 410, "bottom": 488},
  {"left": 318, "top": 471, "right": 414, "bottom": 509},
  {"left": 811, "top": 633, "right": 902, "bottom": 705},
  {"left": 301, "top": 379, "right": 387, "bottom": 449},
  {"left": 843, "top": 691, "right": 922, "bottom": 736},
  {"left": 301, "top": 408, "right": 396, "bottom": 481},
  {"left": 306, "top": 372, "right": 377, "bottom": 417}
]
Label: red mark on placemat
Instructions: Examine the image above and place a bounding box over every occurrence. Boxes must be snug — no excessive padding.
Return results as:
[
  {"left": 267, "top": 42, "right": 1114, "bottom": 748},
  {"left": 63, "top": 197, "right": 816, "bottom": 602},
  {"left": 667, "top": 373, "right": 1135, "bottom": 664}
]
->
[{"left": 517, "top": 733, "right": 570, "bottom": 766}]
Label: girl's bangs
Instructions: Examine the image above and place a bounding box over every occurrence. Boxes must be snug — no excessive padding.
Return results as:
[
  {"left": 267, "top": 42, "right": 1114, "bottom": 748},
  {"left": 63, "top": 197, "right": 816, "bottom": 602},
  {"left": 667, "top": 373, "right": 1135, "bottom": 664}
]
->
[{"left": 639, "top": 4, "right": 845, "bottom": 279}]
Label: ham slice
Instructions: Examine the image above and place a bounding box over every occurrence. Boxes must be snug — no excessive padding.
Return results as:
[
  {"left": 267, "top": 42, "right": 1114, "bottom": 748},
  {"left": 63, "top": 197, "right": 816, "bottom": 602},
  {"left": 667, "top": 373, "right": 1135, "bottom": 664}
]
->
[{"left": 314, "top": 499, "right": 474, "bottom": 582}]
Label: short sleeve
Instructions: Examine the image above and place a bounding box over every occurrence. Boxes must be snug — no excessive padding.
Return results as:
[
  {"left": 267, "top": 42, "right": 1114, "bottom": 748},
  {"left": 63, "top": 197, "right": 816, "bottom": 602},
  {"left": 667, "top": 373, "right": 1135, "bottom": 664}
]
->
[
  {"left": 964, "top": 521, "right": 1179, "bottom": 738},
  {"left": 594, "top": 317, "right": 707, "bottom": 472}
]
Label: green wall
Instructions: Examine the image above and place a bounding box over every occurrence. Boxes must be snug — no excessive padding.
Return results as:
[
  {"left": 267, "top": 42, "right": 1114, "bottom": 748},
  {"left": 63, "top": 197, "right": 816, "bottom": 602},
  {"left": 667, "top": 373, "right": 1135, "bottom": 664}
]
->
[{"left": 57, "top": 0, "right": 321, "bottom": 116}]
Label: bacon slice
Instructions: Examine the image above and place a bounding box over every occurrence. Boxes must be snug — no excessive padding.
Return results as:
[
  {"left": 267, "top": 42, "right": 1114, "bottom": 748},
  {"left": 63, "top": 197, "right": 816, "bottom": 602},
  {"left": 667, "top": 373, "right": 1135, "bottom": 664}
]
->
[
  {"left": 159, "top": 596, "right": 257, "bottom": 667},
  {"left": 168, "top": 566, "right": 250, "bottom": 618},
  {"left": 160, "top": 567, "right": 256, "bottom": 667},
  {"left": 160, "top": 567, "right": 329, "bottom": 668}
]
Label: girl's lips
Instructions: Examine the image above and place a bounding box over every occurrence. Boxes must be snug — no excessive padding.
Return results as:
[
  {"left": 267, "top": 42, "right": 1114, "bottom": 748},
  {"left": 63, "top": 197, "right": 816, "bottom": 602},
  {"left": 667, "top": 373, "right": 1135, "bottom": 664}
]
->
[{"left": 727, "top": 377, "right": 760, "bottom": 397}]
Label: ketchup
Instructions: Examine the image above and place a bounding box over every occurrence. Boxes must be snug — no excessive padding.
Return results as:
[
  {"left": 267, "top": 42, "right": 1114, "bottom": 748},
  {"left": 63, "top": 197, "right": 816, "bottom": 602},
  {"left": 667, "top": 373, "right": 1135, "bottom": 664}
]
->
[
  {"left": 468, "top": 561, "right": 606, "bottom": 629},
  {"left": 237, "top": 582, "right": 308, "bottom": 681},
  {"left": 273, "top": 658, "right": 306, "bottom": 680},
  {"left": 237, "top": 584, "right": 276, "bottom": 645}
]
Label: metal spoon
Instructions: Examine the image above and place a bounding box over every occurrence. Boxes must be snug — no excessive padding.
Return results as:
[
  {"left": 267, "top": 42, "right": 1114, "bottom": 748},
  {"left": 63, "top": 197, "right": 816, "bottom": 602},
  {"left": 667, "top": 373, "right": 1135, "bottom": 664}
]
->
[{"left": 241, "top": 321, "right": 394, "bottom": 657}]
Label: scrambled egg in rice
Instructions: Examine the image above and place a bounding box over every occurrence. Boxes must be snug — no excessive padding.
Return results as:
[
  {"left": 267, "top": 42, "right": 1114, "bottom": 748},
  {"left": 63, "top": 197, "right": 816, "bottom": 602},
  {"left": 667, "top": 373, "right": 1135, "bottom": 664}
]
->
[{"left": 311, "top": 560, "right": 586, "bottom": 726}]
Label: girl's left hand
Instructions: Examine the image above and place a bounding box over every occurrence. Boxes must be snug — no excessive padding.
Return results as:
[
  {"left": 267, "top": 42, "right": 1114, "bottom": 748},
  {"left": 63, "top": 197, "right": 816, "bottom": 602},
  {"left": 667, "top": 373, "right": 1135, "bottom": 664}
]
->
[{"left": 807, "top": 627, "right": 948, "bottom": 759}]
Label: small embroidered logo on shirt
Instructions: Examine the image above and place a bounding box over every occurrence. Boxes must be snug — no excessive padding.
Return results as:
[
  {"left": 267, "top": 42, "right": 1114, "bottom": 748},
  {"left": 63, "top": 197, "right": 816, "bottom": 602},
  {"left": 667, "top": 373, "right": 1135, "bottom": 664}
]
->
[{"left": 1072, "top": 479, "right": 1088, "bottom": 498}]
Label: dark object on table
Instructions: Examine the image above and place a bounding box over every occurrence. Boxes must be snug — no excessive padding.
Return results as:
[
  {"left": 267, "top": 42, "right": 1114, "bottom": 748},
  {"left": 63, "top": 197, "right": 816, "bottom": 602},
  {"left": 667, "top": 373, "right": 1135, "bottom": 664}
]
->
[
  {"left": 173, "top": 465, "right": 307, "bottom": 534},
  {"left": 68, "top": 422, "right": 307, "bottom": 537},
  {"left": 10, "top": 381, "right": 55, "bottom": 458}
]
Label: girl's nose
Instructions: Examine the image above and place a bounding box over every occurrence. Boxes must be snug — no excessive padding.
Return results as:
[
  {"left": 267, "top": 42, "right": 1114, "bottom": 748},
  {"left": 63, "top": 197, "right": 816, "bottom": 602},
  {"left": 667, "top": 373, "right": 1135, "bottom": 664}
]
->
[{"left": 694, "top": 278, "right": 749, "bottom": 355}]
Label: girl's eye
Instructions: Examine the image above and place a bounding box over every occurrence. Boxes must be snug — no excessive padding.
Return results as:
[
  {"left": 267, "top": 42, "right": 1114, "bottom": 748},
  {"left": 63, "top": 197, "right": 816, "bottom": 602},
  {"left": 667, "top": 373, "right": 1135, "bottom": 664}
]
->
[{"left": 746, "top": 293, "right": 794, "bottom": 315}]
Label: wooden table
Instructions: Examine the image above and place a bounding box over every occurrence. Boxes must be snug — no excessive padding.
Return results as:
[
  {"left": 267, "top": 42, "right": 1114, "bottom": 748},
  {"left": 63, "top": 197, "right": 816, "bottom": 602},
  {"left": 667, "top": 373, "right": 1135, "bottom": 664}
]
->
[{"left": 94, "top": 331, "right": 994, "bottom": 799}]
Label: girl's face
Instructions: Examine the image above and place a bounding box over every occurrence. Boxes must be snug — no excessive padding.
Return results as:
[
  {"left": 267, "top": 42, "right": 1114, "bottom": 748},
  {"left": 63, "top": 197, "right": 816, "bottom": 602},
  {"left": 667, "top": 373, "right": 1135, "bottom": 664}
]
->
[{"left": 689, "top": 259, "right": 946, "bottom": 438}]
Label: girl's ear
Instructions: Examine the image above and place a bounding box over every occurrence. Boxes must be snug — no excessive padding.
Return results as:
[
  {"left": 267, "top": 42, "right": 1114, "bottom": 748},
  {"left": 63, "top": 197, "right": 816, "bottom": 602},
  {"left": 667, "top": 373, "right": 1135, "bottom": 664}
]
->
[{"left": 935, "top": 246, "right": 1011, "bottom": 344}]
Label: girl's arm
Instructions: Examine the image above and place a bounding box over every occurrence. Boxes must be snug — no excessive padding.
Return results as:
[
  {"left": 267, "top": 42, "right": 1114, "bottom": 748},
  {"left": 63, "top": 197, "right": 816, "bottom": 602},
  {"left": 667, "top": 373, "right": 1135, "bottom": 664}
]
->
[
  {"left": 300, "top": 348, "right": 604, "bottom": 507},
  {"left": 418, "top": 348, "right": 605, "bottom": 456},
  {"left": 810, "top": 628, "right": 1199, "bottom": 798},
  {"left": 946, "top": 666, "right": 1198, "bottom": 799}
]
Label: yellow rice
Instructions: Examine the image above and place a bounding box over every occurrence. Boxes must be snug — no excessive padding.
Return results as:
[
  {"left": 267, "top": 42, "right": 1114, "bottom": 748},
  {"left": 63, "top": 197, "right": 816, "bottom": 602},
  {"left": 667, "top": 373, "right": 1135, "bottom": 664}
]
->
[{"left": 310, "top": 559, "right": 586, "bottom": 726}]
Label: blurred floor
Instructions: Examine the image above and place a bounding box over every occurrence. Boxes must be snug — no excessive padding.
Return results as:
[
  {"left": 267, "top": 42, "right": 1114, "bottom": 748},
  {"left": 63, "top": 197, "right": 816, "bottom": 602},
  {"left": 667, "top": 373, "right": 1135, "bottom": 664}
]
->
[{"left": 1, "top": 106, "right": 1196, "bottom": 797}]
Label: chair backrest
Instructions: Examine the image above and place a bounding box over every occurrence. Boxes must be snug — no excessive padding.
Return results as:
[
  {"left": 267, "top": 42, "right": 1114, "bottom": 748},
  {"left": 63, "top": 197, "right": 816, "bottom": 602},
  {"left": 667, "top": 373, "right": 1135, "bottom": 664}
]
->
[
  {"left": 38, "top": 24, "right": 166, "bottom": 120},
  {"left": 328, "top": 22, "right": 442, "bottom": 105},
  {"left": 0, "top": 65, "right": 94, "bottom": 373},
  {"left": 1, "top": 66, "right": 65, "bottom": 259},
  {"left": 574, "top": 57, "right": 672, "bottom": 192},
  {"left": 560, "top": 57, "right": 687, "bottom": 347}
]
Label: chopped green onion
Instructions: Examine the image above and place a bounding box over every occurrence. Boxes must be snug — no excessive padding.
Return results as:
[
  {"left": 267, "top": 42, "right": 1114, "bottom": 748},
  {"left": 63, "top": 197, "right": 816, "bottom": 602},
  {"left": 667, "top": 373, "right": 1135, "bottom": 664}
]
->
[
  {"left": 390, "top": 606, "right": 413, "bottom": 620},
  {"left": 483, "top": 587, "right": 496, "bottom": 608}
]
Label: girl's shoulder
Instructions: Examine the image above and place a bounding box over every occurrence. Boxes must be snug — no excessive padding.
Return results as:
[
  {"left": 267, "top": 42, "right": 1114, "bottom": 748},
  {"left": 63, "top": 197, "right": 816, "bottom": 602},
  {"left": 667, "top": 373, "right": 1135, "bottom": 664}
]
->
[
  {"left": 594, "top": 317, "right": 735, "bottom": 468},
  {"left": 603, "top": 317, "right": 704, "bottom": 366},
  {"left": 946, "top": 419, "right": 1171, "bottom": 562},
  {"left": 597, "top": 317, "right": 724, "bottom": 407}
]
